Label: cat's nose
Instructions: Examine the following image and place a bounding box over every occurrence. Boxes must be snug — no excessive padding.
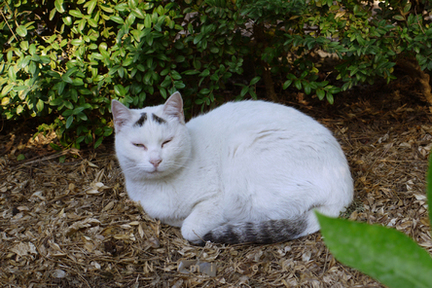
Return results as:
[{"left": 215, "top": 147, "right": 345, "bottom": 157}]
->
[{"left": 150, "top": 159, "right": 162, "bottom": 168}]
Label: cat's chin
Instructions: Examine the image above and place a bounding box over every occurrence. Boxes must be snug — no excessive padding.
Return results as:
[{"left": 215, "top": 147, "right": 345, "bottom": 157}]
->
[{"left": 142, "top": 169, "right": 171, "bottom": 180}]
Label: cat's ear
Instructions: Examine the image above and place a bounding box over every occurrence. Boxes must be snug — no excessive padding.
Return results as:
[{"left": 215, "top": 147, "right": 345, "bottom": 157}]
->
[
  {"left": 112, "top": 100, "right": 132, "bottom": 132},
  {"left": 163, "top": 92, "right": 185, "bottom": 124}
]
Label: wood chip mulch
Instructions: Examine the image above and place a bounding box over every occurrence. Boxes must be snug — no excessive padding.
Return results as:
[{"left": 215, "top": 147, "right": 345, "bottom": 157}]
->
[{"left": 1, "top": 87, "right": 432, "bottom": 288}]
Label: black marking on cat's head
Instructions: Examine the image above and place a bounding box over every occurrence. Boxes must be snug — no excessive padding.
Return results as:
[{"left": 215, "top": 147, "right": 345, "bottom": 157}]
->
[
  {"left": 134, "top": 112, "right": 147, "bottom": 127},
  {"left": 152, "top": 113, "right": 167, "bottom": 124}
]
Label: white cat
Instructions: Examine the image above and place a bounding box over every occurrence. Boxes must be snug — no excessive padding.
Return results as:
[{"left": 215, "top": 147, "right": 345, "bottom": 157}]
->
[{"left": 112, "top": 92, "right": 353, "bottom": 244}]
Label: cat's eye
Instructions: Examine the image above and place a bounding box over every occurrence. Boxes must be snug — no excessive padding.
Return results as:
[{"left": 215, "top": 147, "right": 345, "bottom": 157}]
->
[
  {"left": 161, "top": 138, "right": 173, "bottom": 147},
  {"left": 133, "top": 143, "right": 147, "bottom": 150}
]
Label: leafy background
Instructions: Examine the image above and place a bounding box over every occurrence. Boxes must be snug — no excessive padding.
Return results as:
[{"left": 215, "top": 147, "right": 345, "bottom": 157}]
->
[{"left": 1, "top": 0, "right": 432, "bottom": 149}]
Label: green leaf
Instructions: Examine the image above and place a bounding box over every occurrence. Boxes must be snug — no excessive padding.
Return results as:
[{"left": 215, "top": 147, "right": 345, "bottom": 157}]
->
[
  {"left": 159, "top": 87, "right": 167, "bottom": 99},
  {"left": 132, "top": 8, "right": 145, "bottom": 19},
  {"left": 50, "top": 98, "right": 64, "bottom": 106},
  {"left": 1, "top": 84, "right": 14, "bottom": 96},
  {"left": 184, "top": 70, "right": 199, "bottom": 75},
  {"left": 50, "top": 143, "right": 62, "bottom": 151},
  {"left": 66, "top": 115, "right": 74, "bottom": 128},
  {"left": 64, "top": 101, "right": 74, "bottom": 110},
  {"left": 72, "top": 107, "right": 85, "bottom": 115},
  {"left": 62, "top": 75, "right": 73, "bottom": 84},
  {"left": 303, "top": 82, "right": 311, "bottom": 95},
  {"left": 103, "top": 127, "right": 113, "bottom": 137},
  {"left": 128, "top": 0, "right": 138, "bottom": 9},
  {"left": 126, "top": 13, "right": 136, "bottom": 26},
  {"left": 175, "top": 55, "right": 185, "bottom": 63},
  {"left": 326, "top": 92, "right": 334, "bottom": 104},
  {"left": 316, "top": 89, "right": 325, "bottom": 100},
  {"left": 403, "top": 3, "right": 412, "bottom": 14},
  {"left": 249, "top": 89, "right": 257, "bottom": 100},
  {"left": 20, "top": 41, "right": 29, "bottom": 51},
  {"left": 174, "top": 81, "right": 185, "bottom": 89},
  {"left": 85, "top": 133, "right": 93, "bottom": 144},
  {"left": 200, "top": 69, "right": 210, "bottom": 77},
  {"left": 160, "top": 68, "right": 170, "bottom": 76},
  {"left": 94, "top": 137, "right": 103, "bottom": 149},
  {"left": 36, "top": 99, "right": 44, "bottom": 112},
  {"left": 115, "top": 3, "right": 129, "bottom": 11},
  {"left": 114, "top": 84, "right": 126, "bottom": 96},
  {"left": 240, "top": 86, "right": 248, "bottom": 97},
  {"left": 55, "top": 0, "right": 65, "bottom": 13},
  {"left": 145, "top": 14, "right": 152, "bottom": 28},
  {"left": 88, "top": 18, "right": 98, "bottom": 29},
  {"left": 71, "top": 39, "right": 84, "bottom": 46},
  {"left": 160, "top": 77, "right": 171, "bottom": 88},
  {"left": 16, "top": 25, "right": 28, "bottom": 37},
  {"left": 17, "top": 154, "right": 26, "bottom": 161},
  {"left": 29, "top": 44, "right": 36, "bottom": 55},
  {"left": 249, "top": 76, "right": 261, "bottom": 86},
  {"left": 193, "top": 33, "right": 204, "bottom": 45},
  {"left": 393, "top": 15, "right": 405, "bottom": 21},
  {"left": 85, "top": 0, "right": 97, "bottom": 15},
  {"left": 78, "top": 19, "right": 86, "bottom": 32},
  {"left": 427, "top": 155, "right": 432, "bottom": 229},
  {"left": 110, "top": 16, "right": 124, "bottom": 24},
  {"left": 171, "top": 71, "right": 182, "bottom": 80},
  {"left": 145, "top": 33, "right": 154, "bottom": 46},
  {"left": 100, "top": 4, "right": 114, "bottom": 13},
  {"left": 1, "top": 97, "right": 10, "bottom": 105},
  {"left": 8, "top": 66, "right": 17, "bottom": 81},
  {"left": 49, "top": 8, "right": 57, "bottom": 21},
  {"left": 69, "top": 10, "right": 83, "bottom": 18},
  {"left": 282, "top": 80, "right": 292, "bottom": 90},
  {"left": 77, "top": 112, "right": 88, "bottom": 121},
  {"left": 57, "top": 82, "right": 67, "bottom": 95},
  {"left": 63, "top": 16, "right": 73, "bottom": 26},
  {"left": 317, "top": 213, "right": 432, "bottom": 288}
]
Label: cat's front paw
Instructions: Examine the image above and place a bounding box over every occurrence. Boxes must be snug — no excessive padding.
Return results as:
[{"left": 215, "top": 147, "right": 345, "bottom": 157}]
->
[{"left": 181, "top": 224, "right": 207, "bottom": 245}]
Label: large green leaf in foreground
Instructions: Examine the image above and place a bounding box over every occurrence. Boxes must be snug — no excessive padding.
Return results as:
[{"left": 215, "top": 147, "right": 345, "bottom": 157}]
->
[
  {"left": 317, "top": 155, "right": 432, "bottom": 288},
  {"left": 317, "top": 213, "right": 432, "bottom": 288},
  {"left": 427, "top": 155, "right": 432, "bottom": 232}
]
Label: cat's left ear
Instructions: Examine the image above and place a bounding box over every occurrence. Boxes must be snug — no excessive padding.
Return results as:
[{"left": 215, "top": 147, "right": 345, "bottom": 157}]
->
[
  {"left": 163, "top": 92, "right": 185, "bottom": 124},
  {"left": 112, "top": 100, "right": 132, "bottom": 132}
]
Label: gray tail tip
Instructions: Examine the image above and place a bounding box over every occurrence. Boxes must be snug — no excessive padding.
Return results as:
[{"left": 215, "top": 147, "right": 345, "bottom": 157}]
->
[{"left": 202, "top": 218, "right": 307, "bottom": 244}]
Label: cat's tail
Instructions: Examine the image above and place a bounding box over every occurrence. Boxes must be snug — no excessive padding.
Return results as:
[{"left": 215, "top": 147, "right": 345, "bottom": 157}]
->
[{"left": 202, "top": 216, "right": 312, "bottom": 244}]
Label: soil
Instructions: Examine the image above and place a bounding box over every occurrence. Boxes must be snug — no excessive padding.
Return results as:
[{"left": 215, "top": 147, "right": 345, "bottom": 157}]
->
[{"left": 1, "top": 76, "right": 432, "bottom": 287}]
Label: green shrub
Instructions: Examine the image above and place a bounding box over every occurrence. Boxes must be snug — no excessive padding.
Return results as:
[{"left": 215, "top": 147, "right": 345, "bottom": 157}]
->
[
  {"left": 240, "top": 0, "right": 432, "bottom": 102},
  {"left": 1, "top": 0, "right": 431, "bottom": 148},
  {"left": 0, "top": 0, "right": 253, "bottom": 148},
  {"left": 317, "top": 154, "right": 432, "bottom": 288}
]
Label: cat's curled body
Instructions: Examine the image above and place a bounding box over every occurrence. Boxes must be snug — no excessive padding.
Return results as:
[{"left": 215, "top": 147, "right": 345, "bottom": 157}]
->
[{"left": 112, "top": 92, "right": 353, "bottom": 245}]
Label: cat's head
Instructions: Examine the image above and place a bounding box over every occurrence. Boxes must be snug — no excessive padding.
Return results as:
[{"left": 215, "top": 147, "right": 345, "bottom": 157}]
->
[{"left": 112, "top": 92, "right": 191, "bottom": 180}]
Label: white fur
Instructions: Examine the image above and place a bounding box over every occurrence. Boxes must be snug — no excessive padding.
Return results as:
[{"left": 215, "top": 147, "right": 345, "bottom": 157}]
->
[{"left": 112, "top": 92, "right": 353, "bottom": 243}]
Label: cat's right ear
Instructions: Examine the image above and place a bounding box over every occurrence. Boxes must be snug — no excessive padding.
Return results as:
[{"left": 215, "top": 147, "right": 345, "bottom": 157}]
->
[
  {"left": 163, "top": 92, "right": 185, "bottom": 124},
  {"left": 112, "top": 100, "right": 132, "bottom": 132}
]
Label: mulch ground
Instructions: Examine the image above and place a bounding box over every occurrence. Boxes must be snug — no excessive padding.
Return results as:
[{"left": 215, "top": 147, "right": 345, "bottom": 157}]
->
[{"left": 1, "top": 80, "right": 432, "bottom": 287}]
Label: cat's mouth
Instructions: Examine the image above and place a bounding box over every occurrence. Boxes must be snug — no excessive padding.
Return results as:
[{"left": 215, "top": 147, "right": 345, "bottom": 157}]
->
[
  {"left": 147, "top": 168, "right": 162, "bottom": 175},
  {"left": 144, "top": 169, "right": 168, "bottom": 179}
]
